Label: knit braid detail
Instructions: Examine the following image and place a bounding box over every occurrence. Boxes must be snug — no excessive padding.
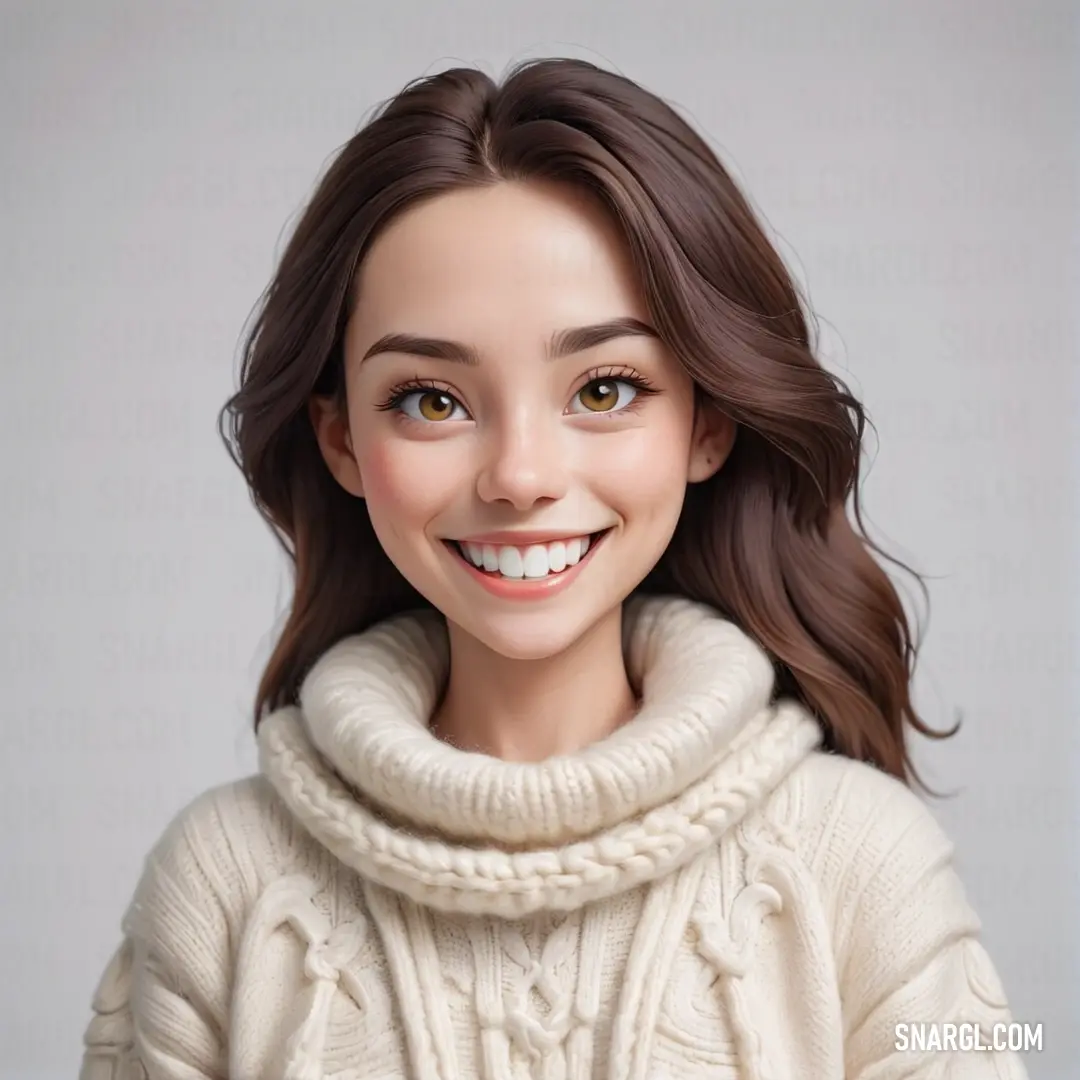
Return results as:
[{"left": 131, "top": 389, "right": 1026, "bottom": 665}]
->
[
  {"left": 259, "top": 703, "right": 822, "bottom": 918},
  {"left": 80, "top": 937, "right": 149, "bottom": 1079},
  {"left": 234, "top": 875, "right": 370, "bottom": 1080}
]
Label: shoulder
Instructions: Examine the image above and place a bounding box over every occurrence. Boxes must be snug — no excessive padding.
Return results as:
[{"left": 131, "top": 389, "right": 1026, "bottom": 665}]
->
[
  {"left": 778, "top": 749, "right": 954, "bottom": 861},
  {"left": 762, "top": 751, "right": 988, "bottom": 971},
  {"left": 755, "top": 753, "right": 1022, "bottom": 1067},
  {"left": 765, "top": 751, "right": 969, "bottom": 922},
  {"left": 123, "top": 774, "right": 304, "bottom": 942},
  {"left": 82, "top": 777, "right": 297, "bottom": 1070},
  {"left": 142, "top": 773, "right": 287, "bottom": 870}
]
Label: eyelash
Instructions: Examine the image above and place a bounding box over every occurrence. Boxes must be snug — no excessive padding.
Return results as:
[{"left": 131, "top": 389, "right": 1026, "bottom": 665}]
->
[
  {"left": 374, "top": 367, "right": 659, "bottom": 420},
  {"left": 374, "top": 377, "right": 459, "bottom": 414}
]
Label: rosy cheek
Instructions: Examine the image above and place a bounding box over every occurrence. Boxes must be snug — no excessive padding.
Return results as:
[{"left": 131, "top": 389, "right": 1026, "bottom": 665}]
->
[
  {"left": 355, "top": 430, "right": 454, "bottom": 523},
  {"left": 354, "top": 436, "right": 404, "bottom": 506}
]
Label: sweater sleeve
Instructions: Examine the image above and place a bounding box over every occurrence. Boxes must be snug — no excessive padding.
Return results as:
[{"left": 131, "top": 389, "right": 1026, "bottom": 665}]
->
[
  {"left": 827, "top": 762, "right": 1030, "bottom": 1080},
  {"left": 79, "top": 786, "right": 244, "bottom": 1079}
]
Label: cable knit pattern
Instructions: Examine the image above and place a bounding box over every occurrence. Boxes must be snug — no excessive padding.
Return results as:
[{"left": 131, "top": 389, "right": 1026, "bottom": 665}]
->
[{"left": 79, "top": 596, "right": 1030, "bottom": 1079}]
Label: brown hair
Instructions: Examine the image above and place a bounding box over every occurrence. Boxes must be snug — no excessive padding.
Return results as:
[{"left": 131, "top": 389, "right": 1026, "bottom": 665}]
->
[{"left": 219, "top": 58, "right": 956, "bottom": 788}]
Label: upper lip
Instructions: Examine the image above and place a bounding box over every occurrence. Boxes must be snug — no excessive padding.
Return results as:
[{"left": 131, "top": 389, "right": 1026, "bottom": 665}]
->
[{"left": 450, "top": 528, "right": 610, "bottom": 545}]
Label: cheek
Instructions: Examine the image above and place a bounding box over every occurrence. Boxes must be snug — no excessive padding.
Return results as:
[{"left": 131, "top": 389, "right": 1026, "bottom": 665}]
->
[
  {"left": 353, "top": 429, "right": 461, "bottom": 532},
  {"left": 587, "top": 415, "right": 692, "bottom": 516},
  {"left": 353, "top": 436, "right": 407, "bottom": 508}
]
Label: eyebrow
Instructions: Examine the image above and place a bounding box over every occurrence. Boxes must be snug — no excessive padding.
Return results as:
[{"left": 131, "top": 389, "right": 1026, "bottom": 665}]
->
[{"left": 360, "top": 316, "right": 659, "bottom": 366}]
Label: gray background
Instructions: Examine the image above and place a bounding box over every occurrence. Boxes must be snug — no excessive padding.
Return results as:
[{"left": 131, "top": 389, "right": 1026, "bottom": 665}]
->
[{"left": 2, "top": 2, "right": 1076, "bottom": 1077}]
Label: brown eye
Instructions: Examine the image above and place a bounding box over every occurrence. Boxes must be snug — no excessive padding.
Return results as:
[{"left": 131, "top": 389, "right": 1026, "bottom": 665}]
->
[
  {"left": 398, "top": 389, "right": 467, "bottom": 423},
  {"left": 571, "top": 378, "right": 636, "bottom": 414},
  {"left": 418, "top": 391, "right": 454, "bottom": 421}
]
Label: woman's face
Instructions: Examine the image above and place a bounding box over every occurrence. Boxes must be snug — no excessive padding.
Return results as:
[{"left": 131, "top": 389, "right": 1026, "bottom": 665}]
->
[{"left": 315, "top": 180, "right": 731, "bottom": 661}]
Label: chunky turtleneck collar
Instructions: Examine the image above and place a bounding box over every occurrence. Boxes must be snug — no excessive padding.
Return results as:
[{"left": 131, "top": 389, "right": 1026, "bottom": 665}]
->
[{"left": 257, "top": 596, "right": 821, "bottom": 918}]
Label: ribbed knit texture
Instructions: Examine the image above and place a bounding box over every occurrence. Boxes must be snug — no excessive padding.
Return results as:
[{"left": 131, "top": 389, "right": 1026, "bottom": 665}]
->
[{"left": 80, "top": 596, "right": 1028, "bottom": 1079}]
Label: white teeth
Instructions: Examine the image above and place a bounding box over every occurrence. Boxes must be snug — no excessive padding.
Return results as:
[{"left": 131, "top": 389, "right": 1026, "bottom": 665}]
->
[
  {"left": 497, "top": 546, "right": 525, "bottom": 579},
  {"left": 521, "top": 546, "right": 550, "bottom": 578},
  {"left": 455, "top": 532, "right": 602, "bottom": 579},
  {"left": 547, "top": 541, "right": 567, "bottom": 573}
]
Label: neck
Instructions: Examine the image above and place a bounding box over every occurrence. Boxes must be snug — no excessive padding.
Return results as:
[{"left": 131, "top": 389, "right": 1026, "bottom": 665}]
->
[{"left": 431, "top": 604, "right": 637, "bottom": 761}]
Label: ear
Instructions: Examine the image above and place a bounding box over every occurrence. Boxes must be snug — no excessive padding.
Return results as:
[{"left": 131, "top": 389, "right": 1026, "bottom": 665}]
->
[
  {"left": 686, "top": 399, "right": 736, "bottom": 484},
  {"left": 309, "top": 395, "right": 365, "bottom": 498}
]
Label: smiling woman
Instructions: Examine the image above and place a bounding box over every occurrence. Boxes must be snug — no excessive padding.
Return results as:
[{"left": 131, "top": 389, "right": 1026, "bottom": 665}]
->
[
  {"left": 309, "top": 181, "right": 730, "bottom": 698},
  {"left": 78, "top": 58, "right": 1028, "bottom": 1080}
]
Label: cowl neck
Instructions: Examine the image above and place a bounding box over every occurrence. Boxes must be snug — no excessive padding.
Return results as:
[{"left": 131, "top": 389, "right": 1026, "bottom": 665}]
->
[{"left": 257, "top": 595, "right": 821, "bottom": 917}]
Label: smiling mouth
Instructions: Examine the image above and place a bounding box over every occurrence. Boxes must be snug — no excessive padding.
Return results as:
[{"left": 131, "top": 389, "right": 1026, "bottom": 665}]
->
[{"left": 444, "top": 529, "right": 612, "bottom": 581}]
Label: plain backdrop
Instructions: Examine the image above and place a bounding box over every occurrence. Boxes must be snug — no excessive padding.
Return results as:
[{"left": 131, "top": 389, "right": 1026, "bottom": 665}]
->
[{"left": 2, "top": 2, "right": 1077, "bottom": 1077}]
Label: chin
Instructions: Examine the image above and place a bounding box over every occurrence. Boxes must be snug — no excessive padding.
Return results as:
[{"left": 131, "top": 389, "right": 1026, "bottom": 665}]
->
[{"left": 455, "top": 606, "right": 612, "bottom": 663}]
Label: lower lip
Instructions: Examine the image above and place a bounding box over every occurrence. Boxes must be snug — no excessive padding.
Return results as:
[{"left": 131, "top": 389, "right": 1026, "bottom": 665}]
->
[{"left": 443, "top": 531, "right": 610, "bottom": 601}]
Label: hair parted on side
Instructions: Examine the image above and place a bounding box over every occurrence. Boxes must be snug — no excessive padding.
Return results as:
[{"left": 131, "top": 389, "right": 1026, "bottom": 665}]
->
[{"left": 219, "top": 57, "right": 956, "bottom": 790}]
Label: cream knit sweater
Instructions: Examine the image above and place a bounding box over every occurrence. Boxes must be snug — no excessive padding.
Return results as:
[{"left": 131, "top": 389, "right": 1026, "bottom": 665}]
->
[{"left": 80, "top": 597, "right": 1028, "bottom": 1079}]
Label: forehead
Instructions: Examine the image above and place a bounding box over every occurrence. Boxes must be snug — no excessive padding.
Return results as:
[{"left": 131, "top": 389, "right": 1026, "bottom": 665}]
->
[{"left": 350, "top": 181, "right": 647, "bottom": 336}]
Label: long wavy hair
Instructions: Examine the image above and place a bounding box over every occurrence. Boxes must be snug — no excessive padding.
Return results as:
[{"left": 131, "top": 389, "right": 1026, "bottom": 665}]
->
[{"left": 219, "top": 58, "right": 955, "bottom": 788}]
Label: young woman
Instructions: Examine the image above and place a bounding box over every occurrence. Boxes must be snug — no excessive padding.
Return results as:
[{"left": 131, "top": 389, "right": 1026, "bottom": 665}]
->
[{"left": 80, "top": 59, "right": 1028, "bottom": 1080}]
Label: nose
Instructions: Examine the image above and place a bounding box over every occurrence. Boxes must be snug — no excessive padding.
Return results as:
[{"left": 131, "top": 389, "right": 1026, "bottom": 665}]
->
[{"left": 475, "top": 409, "right": 569, "bottom": 510}]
